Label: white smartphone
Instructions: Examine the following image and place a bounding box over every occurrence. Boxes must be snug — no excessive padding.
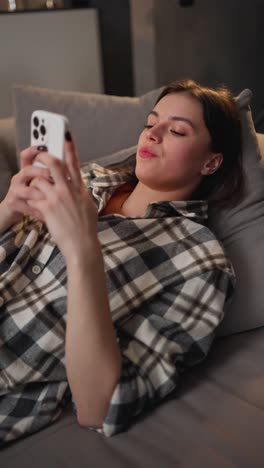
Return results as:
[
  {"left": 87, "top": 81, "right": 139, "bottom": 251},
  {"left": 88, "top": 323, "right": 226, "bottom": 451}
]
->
[{"left": 31, "top": 110, "right": 69, "bottom": 168}]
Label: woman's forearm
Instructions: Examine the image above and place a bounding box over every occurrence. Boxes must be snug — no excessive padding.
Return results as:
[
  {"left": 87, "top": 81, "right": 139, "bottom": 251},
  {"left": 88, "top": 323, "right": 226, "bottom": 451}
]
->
[{"left": 65, "top": 239, "right": 121, "bottom": 429}]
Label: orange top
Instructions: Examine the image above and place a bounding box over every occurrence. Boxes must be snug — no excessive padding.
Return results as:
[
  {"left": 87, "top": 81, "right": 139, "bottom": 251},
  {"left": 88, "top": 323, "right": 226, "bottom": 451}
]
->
[{"left": 99, "top": 182, "right": 134, "bottom": 216}]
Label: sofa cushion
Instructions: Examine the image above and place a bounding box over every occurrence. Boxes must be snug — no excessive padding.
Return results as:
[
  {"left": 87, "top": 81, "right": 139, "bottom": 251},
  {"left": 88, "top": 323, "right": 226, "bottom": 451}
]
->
[
  {"left": 13, "top": 84, "right": 161, "bottom": 165},
  {"left": 208, "top": 89, "right": 264, "bottom": 335},
  {"left": 1, "top": 327, "right": 264, "bottom": 467}
]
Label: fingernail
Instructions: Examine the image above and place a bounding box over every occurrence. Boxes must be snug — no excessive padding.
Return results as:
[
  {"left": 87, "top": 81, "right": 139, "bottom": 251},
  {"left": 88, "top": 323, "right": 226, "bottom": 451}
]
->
[
  {"left": 37, "top": 145, "right": 48, "bottom": 151},
  {"left": 65, "top": 131, "right": 72, "bottom": 142}
]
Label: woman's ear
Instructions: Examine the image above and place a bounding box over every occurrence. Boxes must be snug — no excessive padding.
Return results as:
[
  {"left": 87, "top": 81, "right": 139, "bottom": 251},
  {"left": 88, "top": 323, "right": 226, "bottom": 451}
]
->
[{"left": 201, "top": 153, "right": 223, "bottom": 175}]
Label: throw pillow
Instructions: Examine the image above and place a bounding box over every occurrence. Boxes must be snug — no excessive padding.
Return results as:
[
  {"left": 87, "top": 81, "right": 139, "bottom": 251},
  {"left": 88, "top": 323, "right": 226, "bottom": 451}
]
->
[
  {"left": 13, "top": 84, "right": 161, "bottom": 165},
  {"left": 208, "top": 89, "right": 264, "bottom": 336}
]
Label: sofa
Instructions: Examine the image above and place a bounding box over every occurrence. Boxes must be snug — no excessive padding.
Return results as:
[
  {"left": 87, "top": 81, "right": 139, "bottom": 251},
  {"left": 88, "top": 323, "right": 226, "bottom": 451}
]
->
[{"left": 0, "top": 84, "right": 264, "bottom": 467}]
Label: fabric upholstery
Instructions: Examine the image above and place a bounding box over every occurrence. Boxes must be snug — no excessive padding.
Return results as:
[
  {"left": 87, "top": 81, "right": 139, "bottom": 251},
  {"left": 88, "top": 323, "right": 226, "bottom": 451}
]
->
[
  {"left": 13, "top": 85, "right": 161, "bottom": 165},
  {"left": 1, "top": 327, "right": 263, "bottom": 467},
  {"left": 208, "top": 89, "right": 264, "bottom": 335}
]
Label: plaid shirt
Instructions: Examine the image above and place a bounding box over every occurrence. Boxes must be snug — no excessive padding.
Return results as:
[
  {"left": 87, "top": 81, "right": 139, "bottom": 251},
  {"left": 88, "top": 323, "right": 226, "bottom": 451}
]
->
[{"left": 0, "top": 162, "right": 235, "bottom": 446}]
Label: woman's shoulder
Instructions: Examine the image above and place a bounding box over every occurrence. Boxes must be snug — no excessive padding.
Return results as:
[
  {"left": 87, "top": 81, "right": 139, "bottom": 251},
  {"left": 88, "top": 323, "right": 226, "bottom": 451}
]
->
[{"left": 179, "top": 216, "right": 234, "bottom": 277}]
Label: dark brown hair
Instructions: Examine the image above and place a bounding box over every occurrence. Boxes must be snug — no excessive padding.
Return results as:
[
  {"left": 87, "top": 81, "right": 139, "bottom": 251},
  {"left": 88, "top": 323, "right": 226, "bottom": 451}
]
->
[{"left": 155, "top": 79, "right": 243, "bottom": 206}]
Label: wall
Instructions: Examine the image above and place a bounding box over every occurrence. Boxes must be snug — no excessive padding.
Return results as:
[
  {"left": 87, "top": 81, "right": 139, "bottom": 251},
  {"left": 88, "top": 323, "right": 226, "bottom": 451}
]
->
[
  {"left": 154, "top": 0, "right": 261, "bottom": 128},
  {"left": 130, "top": 0, "right": 156, "bottom": 96},
  {"left": 130, "top": 0, "right": 262, "bottom": 129},
  {"left": 0, "top": 8, "right": 103, "bottom": 117},
  {"left": 90, "top": 0, "right": 133, "bottom": 96}
]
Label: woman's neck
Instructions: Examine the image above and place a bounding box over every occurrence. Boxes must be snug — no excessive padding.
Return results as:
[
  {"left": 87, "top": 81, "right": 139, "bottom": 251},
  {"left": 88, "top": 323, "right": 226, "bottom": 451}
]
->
[{"left": 121, "top": 181, "right": 193, "bottom": 217}]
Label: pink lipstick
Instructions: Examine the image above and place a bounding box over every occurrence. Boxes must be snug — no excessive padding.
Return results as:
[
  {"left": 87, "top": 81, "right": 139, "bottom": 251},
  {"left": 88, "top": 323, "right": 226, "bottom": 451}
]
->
[{"left": 139, "top": 147, "right": 158, "bottom": 159}]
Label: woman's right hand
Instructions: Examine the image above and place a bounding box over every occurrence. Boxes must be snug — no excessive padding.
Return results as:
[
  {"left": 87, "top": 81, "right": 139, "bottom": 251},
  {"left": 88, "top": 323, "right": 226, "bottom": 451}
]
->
[{"left": 0, "top": 146, "right": 51, "bottom": 231}]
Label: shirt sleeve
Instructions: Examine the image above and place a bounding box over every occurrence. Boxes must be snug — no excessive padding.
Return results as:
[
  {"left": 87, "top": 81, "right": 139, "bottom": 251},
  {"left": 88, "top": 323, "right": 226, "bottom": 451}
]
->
[{"left": 90, "top": 267, "right": 235, "bottom": 437}]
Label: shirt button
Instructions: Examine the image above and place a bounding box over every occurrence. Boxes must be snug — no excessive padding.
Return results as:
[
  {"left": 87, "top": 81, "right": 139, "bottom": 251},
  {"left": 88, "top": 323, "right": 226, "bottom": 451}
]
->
[
  {"left": 0, "top": 296, "right": 4, "bottom": 306},
  {"left": 32, "top": 265, "right": 41, "bottom": 275}
]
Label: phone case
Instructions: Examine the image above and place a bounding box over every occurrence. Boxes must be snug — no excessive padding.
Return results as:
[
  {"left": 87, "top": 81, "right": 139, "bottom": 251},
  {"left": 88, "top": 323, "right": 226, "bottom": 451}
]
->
[{"left": 31, "top": 110, "right": 69, "bottom": 167}]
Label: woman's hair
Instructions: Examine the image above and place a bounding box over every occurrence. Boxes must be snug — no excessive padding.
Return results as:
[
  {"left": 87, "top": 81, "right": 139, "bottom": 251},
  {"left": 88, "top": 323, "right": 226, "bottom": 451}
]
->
[{"left": 155, "top": 79, "right": 243, "bottom": 206}]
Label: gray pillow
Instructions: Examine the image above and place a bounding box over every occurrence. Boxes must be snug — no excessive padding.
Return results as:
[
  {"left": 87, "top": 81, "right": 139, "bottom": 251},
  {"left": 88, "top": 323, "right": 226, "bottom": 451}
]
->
[
  {"left": 208, "top": 89, "right": 264, "bottom": 336},
  {"left": 92, "top": 89, "right": 264, "bottom": 337},
  {"left": 13, "top": 84, "right": 161, "bottom": 165}
]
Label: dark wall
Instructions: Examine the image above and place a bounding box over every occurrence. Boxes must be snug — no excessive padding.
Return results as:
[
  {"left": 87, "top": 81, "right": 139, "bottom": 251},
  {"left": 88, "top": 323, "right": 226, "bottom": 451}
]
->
[
  {"left": 92, "top": 0, "right": 133, "bottom": 96},
  {"left": 56, "top": 0, "right": 262, "bottom": 130},
  {"left": 154, "top": 0, "right": 262, "bottom": 130},
  {"left": 72, "top": 0, "right": 133, "bottom": 96}
]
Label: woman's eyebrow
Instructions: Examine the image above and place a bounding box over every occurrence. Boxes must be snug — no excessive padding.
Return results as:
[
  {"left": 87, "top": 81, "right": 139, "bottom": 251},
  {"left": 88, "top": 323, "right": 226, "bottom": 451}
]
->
[{"left": 148, "top": 110, "right": 195, "bottom": 129}]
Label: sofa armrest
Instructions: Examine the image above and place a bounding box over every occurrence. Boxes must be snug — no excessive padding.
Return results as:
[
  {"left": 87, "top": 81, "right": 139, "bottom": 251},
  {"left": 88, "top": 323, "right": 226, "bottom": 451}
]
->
[{"left": 0, "top": 117, "right": 18, "bottom": 201}]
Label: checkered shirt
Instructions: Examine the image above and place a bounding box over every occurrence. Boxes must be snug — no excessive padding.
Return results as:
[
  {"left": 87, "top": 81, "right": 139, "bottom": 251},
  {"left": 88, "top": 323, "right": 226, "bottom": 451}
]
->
[{"left": 0, "top": 162, "right": 235, "bottom": 446}]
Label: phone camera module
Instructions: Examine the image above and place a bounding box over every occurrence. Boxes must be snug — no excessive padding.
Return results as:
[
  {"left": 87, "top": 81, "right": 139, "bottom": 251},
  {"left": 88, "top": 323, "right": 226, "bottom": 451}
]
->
[
  {"left": 33, "top": 129, "right": 39, "bottom": 140},
  {"left": 33, "top": 116, "right": 39, "bottom": 127},
  {"left": 40, "top": 125, "right": 46, "bottom": 136}
]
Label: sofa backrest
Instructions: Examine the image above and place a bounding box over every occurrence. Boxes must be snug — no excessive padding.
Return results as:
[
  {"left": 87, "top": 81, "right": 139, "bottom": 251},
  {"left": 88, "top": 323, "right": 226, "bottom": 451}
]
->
[{"left": 14, "top": 85, "right": 162, "bottom": 165}]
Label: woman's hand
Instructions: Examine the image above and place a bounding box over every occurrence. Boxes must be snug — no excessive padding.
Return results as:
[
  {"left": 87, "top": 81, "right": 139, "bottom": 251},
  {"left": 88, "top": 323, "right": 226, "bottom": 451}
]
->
[
  {"left": 27, "top": 136, "right": 98, "bottom": 262},
  {"left": 0, "top": 146, "right": 51, "bottom": 232}
]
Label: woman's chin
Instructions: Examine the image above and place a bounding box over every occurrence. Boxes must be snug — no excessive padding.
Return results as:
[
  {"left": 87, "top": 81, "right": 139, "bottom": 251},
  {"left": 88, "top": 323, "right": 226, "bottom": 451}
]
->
[
  {"left": 135, "top": 169, "right": 163, "bottom": 191},
  {"left": 135, "top": 159, "right": 158, "bottom": 177}
]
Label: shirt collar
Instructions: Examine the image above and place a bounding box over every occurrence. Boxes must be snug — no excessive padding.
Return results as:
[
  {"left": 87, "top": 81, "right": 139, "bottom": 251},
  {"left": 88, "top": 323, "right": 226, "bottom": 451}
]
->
[{"left": 82, "top": 162, "right": 208, "bottom": 223}]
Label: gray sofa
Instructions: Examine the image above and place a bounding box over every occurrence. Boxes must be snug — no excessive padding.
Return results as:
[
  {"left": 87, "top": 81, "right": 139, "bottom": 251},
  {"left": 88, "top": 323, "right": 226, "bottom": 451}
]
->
[{"left": 0, "top": 85, "right": 264, "bottom": 467}]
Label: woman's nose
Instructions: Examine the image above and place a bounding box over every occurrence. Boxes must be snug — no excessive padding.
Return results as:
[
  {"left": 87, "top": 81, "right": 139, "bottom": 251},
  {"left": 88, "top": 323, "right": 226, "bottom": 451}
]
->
[{"left": 146, "top": 125, "right": 162, "bottom": 143}]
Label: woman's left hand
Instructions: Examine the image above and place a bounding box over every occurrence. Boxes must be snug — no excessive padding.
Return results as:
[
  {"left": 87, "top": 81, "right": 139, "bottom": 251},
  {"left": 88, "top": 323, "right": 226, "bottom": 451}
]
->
[{"left": 27, "top": 136, "right": 98, "bottom": 261}]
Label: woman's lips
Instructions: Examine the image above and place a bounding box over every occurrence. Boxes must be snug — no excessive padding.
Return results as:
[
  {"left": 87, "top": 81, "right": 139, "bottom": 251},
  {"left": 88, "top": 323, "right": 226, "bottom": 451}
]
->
[{"left": 139, "top": 147, "right": 158, "bottom": 159}]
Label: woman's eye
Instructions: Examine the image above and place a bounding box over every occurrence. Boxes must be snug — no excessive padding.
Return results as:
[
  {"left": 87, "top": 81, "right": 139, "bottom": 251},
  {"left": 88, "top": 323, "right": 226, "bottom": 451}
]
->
[
  {"left": 170, "top": 130, "right": 185, "bottom": 136},
  {"left": 143, "top": 125, "right": 185, "bottom": 136}
]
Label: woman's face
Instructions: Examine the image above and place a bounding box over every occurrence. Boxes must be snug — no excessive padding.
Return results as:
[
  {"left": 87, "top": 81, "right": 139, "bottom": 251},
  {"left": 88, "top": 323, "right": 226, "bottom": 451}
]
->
[{"left": 135, "top": 92, "right": 222, "bottom": 195}]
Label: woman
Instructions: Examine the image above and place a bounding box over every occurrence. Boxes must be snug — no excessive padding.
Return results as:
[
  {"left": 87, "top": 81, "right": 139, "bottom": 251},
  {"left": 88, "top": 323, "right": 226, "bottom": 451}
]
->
[{"left": 0, "top": 79, "right": 242, "bottom": 445}]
